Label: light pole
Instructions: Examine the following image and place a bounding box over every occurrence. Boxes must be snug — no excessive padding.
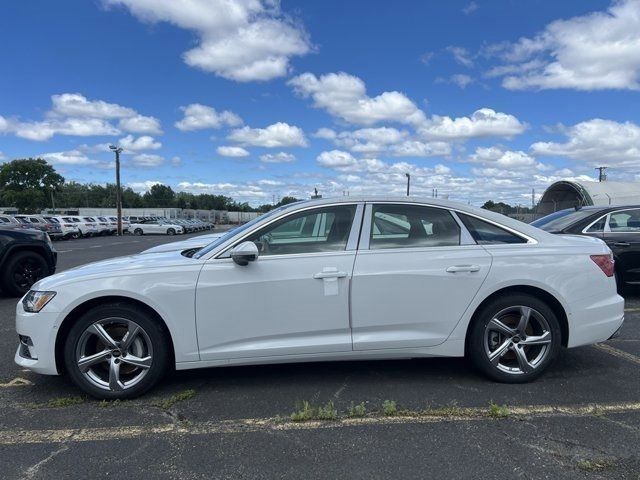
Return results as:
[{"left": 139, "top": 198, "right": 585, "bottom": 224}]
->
[
  {"left": 405, "top": 173, "right": 410, "bottom": 196},
  {"left": 109, "top": 145, "right": 124, "bottom": 236}
]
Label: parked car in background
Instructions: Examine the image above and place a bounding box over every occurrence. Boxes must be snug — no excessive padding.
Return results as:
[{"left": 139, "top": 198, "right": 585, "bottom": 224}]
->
[
  {"left": 17, "top": 197, "right": 623, "bottom": 399},
  {"left": 57, "top": 216, "right": 98, "bottom": 238},
  {"left": 130, "top": 219, "right": 184, "bottom": 235},
  {"left": 84, "top": 216, "right": 110, "bottom": 236},
  {"left": 532, "top": 205, "right": 640, "bottom": 292},
  {"left": 43, "top": 216, "right": 80, "bottom": 239},
  {"left": 141, "top": 231, "right": 227, "bottom": 254},
  {"left": 0, "top": 226, "right": 57, "bottom": 296},
  {"left": 0, "top": 214, "right": 25, "bottom": 229},
  {"left": 171, "top": 219, "right": 194, "bottom": 233},
  {"left": 107, "top": 216, "right": 130, "bottom": 234},
  {"left": 14, "top": 215, "right": 63, "bottom": 240}
]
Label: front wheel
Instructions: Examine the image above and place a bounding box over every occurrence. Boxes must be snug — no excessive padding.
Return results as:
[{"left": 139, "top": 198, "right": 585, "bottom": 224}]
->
[
  {"left": 467, "top": 294, "right": 561, "bottom": 383},
  {"left": 134, "top": 228, "right": 143, "bottom": 236},
  {"left": 1, "top": 250, "right": 49, "bottom": 296},
  {"left": 167, "top": 228, "right": 175, "bottom": 235},
  {"left": 63, "top": 304, "right": 170, "bottom": 399}
]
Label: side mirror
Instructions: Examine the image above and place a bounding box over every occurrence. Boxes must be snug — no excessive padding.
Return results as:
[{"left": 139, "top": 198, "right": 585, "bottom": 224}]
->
[{"left": 230, "top": 241, "right": 259, "bottom": 266}]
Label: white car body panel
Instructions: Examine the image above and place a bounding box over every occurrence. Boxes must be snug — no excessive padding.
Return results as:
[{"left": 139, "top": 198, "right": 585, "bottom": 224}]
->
[
  {"left": 130, "top": 221, "right": 184, "bottom": 235},
  {"left": 141, "top": 233, "right": 224, "bottom": 254},
  {"left": 14, "top": 196, "right": 624, "bottom": 377}
]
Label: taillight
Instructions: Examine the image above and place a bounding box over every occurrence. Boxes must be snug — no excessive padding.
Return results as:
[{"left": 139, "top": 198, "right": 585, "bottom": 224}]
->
[{"left": 591, "top": 254, "right": 615, "bottom": 277}]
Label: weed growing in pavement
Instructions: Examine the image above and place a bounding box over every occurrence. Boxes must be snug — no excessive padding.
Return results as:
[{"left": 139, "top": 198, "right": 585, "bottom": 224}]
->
[
  {"left": 97, "top": 399, "right": 123, "bottom": 408},
  {"left": 347, "top": 401, "right": 367, "bottom": 418},
  {"left": 488, "top": 401, "right": 510, "bottom": 418},
  {"left": 154, "top": 389, "right": 197, "bottom": 410},
  {"left": 576, "top": 459, "right": 614, "bottom": 471},
  {"left": 421, "top": 405, "right": 471, "bottom": 418},
  {"left": 290, "top": 400, "right": 338, "bottom": 421},
  {"left": 26, "top": 396, "right": 86, "bottom": 409},
  {"left": 317, "top": 400, "right": 338, "bottom": 420},
  {"left": 382, "top": 400, "right": 398, "bottom": 416}
]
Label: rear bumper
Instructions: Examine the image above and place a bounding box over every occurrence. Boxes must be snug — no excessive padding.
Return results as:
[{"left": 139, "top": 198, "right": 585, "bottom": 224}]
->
[{"left": 567, "top": 293, "right": 624, "bottom": 348}]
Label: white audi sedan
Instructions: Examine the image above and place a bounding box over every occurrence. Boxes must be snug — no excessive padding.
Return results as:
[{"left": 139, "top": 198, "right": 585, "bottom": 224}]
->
[{"left": 15, "top": 197, "right": 623, "bottom": 399}]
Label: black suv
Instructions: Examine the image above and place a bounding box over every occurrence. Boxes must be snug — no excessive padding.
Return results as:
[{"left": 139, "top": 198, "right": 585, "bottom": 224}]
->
[{"left": 0, "top": 226, "right": 57, "bottom": 296}]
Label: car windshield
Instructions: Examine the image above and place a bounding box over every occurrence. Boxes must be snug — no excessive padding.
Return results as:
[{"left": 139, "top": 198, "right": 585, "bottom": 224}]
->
[
  {"left": 531, "top": 208, "right": 602, "bottom": 232},
  {"left": 193, "top": 204, "right": 296, "bottom": 259}
]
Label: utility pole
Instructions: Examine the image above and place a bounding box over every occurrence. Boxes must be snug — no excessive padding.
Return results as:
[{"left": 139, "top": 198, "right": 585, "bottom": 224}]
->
[
  {"left": 405, "top": 173, "right": 410, "bottom": 196},
  {"left": 595, "top": 166, "right": 608, "bottom": 182},
  {"left": 50, "top": 190, "right": 56, "bottom": 214},
  {"left": 109, "top": 145, "right": 124, "bottom": 236},
  {"left": 531, "top": 188, "right": 535, "bottom": 210}
]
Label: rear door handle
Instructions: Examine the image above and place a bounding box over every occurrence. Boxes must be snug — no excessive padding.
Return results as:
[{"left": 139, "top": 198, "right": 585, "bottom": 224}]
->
[
  {"left": 613, "top": 242, "right": 630, "bottom": 247},
  {"left": 446, "top": 265, "right": 481, "bottom": 273},
  {"left": 313, "top": 271, "right": 348, "bottom": 279}
]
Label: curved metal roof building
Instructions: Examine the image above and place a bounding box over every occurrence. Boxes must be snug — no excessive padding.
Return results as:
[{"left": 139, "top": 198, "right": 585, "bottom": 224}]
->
[{"left": 538, "top": 180, "right": 640, "bottom": 215}]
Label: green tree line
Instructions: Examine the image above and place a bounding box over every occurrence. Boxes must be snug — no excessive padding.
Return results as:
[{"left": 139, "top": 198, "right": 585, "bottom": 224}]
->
[{"left": 0, "top": 158, "right": 299, "bottom": 214}]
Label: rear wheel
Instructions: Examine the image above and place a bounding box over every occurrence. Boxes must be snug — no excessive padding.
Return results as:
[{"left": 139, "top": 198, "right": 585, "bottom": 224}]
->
[
  {"left": 467, "top": 294, "right": 561, "bottom": 383},
  {"left": 63, "top": 304, "right": 170, "bottom": 399},
  {"left": 134, "top": 228, "right": 143, "bottom": 236},
  {"left": 1, "top": 250, "right": 49, "bottom": 296},
  {"left": 167, "top": 228, "right": 175, "bottom": 235}
]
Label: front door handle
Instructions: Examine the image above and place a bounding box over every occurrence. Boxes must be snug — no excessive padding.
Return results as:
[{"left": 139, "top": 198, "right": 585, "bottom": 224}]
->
[
  {"left": 446, "top": 265, "right": 481, "bottom": 273},
  {"left": 613, "top": 242, "right": 630, "bottom": 247},
  {"left": 314, "top": 271, "right": 348, "bottom": 279}
]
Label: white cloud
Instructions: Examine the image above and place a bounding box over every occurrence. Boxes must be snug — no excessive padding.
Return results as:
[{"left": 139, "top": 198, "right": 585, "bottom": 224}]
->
[
  {"left": 317, "top": 150, "right": 358, "bottom": 169},
  {"left": 131, "top": 153, "right": 165, "bottom": 167},
  {"left": 217, "top": 145, "right": 250, "bottom": 157},
  {"left": 39, "top": 150, "right": 99, "bottom": 166},
  {"left": 177, "top": 181, "right": 270, "bottom": 199},
  {"left": 104, "top": 0, "right": 312, "bottom": 82},
  {"left": 450, "top": 74, "right": 474, "bottom": 89},
  {"left": 175, "top": 103, "right": 243, "bottom": 131},
  {"left": 462, "top": 2, "right": 478, "bottom": 15},
  {"left": 289, "top": 72, "right": 426, "bottom": 126},
  {"left": 390, "top": 140, "right": 452, "bottom": 157},
  {"left": 446, "top": 46, "right": 474, "bottom": 67},
  {"left": 49, "top": 93, "right": 136, "bottom": 119},
  {"left": 488, "top": 0, "right": 640, "bottom": 90},
  {"left": 470, "top": 147, "right": 537, "bottom": 168},
  {"left": 171, "top": 156, "right": 182, "bottom": 167},
  {"left": 313, "top": 127, "right": 337, "bottom": 140},
  {"left": 118, "top": 115, "right": 162, "bottom": 135},
  {"left": 419, "top": 108, "right": 527, "bottom": 140},
  {"left": 0, "top": 93, "right": 160, "bottom": 140},
  {"left": 127, "top": 180, "right": 162, "bottom": 192},
  {"left": 119, "top": 134, "right": 162, "bottom": 152},
  {"left": 260, "top": 152, "right": 296, "bottom": 163},
  {"left": 228, "top": 122, "right": 307, "bottom": 147},
  {"left": 531, "top": 119, "right": 640, "bottom": 167}
]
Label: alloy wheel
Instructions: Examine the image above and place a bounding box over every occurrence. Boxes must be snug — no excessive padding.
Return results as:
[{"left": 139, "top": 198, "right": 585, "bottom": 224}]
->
[
  {"left": 483, "top": 305, "right": 552, "bottom": 375},
  {"left": 13, "top": 258, "right": 45, "bottom": 290},
  {"left": 75, "top": 318, "right": 153, "bottom": 392}
]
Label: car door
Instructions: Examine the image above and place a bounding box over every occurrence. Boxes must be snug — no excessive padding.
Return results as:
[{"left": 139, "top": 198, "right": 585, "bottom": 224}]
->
[
  {"left": 604, "top": 208, "right": 640, "bottom": 284},
  {"left": 195, "top": 203, "right": 363, "bottom": 361},
  {"left": 350, "top": 203, "right": 492, "bottom": 350}
]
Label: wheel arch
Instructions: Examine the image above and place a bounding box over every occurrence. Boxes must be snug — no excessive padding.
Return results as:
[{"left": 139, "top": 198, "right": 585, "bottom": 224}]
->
[
  {"left": 464, "top": 285, "right": 569, "bottom": 354},
  {"left": 54, "top": 295, "right": 176, "bottom": 374},
  {"left": 0, "top": 244, "right": 50, "bottom": 271}
]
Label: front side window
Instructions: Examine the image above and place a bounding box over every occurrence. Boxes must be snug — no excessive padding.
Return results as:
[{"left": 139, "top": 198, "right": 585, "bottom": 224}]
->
[
  {"left": 458, "top": 213, "right": 527, "bottom": 245},
  {"left": 609, "top": 210, "right": 640, "bottom": 232},
  {"left": 245, "top": 205, "right": 357, "bottom": 256},
  {"left": 369, "top": 204, "right": 460, "bottom": 249}
]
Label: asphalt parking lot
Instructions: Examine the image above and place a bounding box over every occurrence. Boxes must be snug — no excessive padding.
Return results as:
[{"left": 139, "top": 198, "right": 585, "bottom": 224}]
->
[{"left": 0, "top": 232, "right": 639, "bottom": 479}]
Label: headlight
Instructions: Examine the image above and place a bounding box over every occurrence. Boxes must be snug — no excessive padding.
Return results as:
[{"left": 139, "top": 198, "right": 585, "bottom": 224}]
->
[{"left": 22, "top": 291, "right": 56, "bottom": 313}]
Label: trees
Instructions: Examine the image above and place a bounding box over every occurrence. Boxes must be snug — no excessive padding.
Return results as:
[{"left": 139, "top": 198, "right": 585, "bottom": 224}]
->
[
  {"left": 142, "top": 184, "right": 175, "bottom": 208},
  {"left": 0, "top": 158, "right": 64, "bottom": 212}
]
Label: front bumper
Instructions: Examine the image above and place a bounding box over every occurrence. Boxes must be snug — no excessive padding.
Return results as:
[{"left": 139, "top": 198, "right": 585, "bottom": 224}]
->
[{"left": 14, "top": 303, "right": 61, "bottom": 375}]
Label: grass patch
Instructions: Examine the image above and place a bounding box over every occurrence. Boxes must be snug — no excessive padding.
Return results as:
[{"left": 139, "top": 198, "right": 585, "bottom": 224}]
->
[
  {"left": 421, "top": 405, "right": 471, "bottom": 418},
  {"left": 382, "top": 400, "right": 398, "bottom": 416},
  {"left": 347, "top": 402, "right": 367, "bottom": 418},
  {"left": 576, "top": 459, "right": 614, "bottom": 471},
  {"left": 154, "top": 389, "right": 196, "bottom": 410},
  {"left": 488, "top": 401, "right": 510, "bottom": 418},
  {"left": 97, "top": 399, "right": 123, "bottom": 408},
  {"left": 27, "top": 396, "right": 85, "bottom": 409},
  {"left": 290, "top": 400, "right": 338, "bottom": 422}
]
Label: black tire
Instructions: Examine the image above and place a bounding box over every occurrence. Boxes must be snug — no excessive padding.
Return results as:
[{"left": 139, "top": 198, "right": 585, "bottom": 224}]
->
[
  {"left": 134, "top": 228, "right": 143, "bottom": 236},
  {"left": 167, "top": 228, "right": 176, "bottom": 236},
  {"left": 71, "top": 232, "right": 80, "bottom": 239},
  {"left": 1, "top": 250, "right": 50, "bottom": 297},
  {"left": 467, "top": 293, "right": 562, "bottom": 383},
  {"left": 63, "top": 303, "right": 170, "bottom": 399}
]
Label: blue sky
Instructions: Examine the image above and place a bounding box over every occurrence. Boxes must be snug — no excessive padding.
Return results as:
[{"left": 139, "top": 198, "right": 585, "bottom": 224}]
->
[{"left": 1, "top": 0, "right": 639, "bottom": 205}]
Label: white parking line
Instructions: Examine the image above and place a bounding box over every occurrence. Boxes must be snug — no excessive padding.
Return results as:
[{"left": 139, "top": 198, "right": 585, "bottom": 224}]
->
[{"left": 594, "top": 343, "right": 640, "bottom": 365}]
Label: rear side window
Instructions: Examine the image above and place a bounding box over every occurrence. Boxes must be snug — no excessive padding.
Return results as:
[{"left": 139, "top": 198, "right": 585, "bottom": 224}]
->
[
  {"left": 458, "top": 213, "right": 527, "bottom": 245},
  {"left": 370, "top": 204, "right": 460, "bottom": 249},
  {"left": 609, "top": 210, "right": 640, "bottom": 232},
  {"left": 586, "top": 216, "right": 606, "bottom": 233}
]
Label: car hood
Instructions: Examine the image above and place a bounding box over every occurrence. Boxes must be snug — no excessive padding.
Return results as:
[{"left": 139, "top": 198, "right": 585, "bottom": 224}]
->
[
  {"left": 33, "top": 250, "right": 198, "bottom": 290},
  {"left": 141, "top": 233, "right": 224, "bottom": 254}
]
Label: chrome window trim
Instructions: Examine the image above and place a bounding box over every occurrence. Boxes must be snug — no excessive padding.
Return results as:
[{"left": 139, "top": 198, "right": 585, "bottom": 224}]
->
[
  {"left": 213, "top": 202, "right": 365, "bottom": 260},
  {"left": 581, "top": 212, "right": 609, "bottom": 234}
]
